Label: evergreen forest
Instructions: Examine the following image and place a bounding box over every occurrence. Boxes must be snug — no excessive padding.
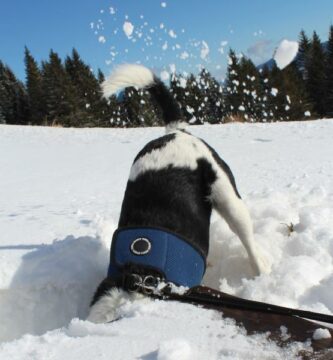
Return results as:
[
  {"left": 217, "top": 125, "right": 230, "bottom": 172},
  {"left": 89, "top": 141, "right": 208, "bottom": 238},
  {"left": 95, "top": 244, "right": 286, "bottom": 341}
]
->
[{"left": 1, "top": 27, "right": 333, "bottom": 127}]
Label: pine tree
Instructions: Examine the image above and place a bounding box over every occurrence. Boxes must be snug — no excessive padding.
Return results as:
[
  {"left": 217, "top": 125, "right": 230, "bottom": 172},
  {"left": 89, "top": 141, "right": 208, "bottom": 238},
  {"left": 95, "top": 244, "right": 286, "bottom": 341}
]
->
[
  {"left": 263, "top": 60, "right": 312, "bottom": 122},
  {"left": 268, "top": 63, "right": 292, "bottom": 121},
  {"left": 0, "top": 61, "right": 28, "bottom": 125},
  {"left": 65, "top": 48, "right": 107, "bottom": 126},
  {"left": 237, "top": 56, "right": 263, "bottom": 122},
  {"left": 297, "top": 30, "right": 311, "bottom": 80},
  {"left": 306, "top": 31, "right": 327, "bottom": 117},
  {"left": 325, "top": 25, "right": 333, "bottom": 116},
  {"left": 0, "top": 104, "right": 6, "bottom": 124},
  {"left": 97, "top": 68, "right": 105, "bottom": 84},
  {"left": 224, "top": 49, "right": 244, "bottom": 121},
  {"left": 198, "top": 69, "right": 224, "bottom": 123},
  {"left": 106, "top": 95, "right": 123, "bottom": 127},
  {"left": 258, "top": 65, "right": 275, "bottom": 122},
  {"left": 281, "top": 62, "right": 313, "bottom": 120},
  {"left": 0, "top": 72, "right": 11, "bottom": 124},
  {"left": 24, "top": 47, "right": 45, "bottom": 125},
  {"left": 120, "top": 87, "right": 159, "bottom": 127},
  {"left": 170, "top": 73, "right": 188, "bottom": 121},
  {"left": 42, "top": 50, "right": 79, "bottom": 126},
  {"left": 182, "top": 73, "right": 206, "bottom": 124}
]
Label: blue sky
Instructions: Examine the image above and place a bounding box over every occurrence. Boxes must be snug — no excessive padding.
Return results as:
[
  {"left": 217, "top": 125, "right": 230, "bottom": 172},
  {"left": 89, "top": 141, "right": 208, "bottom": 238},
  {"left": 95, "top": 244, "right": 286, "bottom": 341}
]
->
[{"left": 1, "top": 0, "right": 333, "bottom": 82}]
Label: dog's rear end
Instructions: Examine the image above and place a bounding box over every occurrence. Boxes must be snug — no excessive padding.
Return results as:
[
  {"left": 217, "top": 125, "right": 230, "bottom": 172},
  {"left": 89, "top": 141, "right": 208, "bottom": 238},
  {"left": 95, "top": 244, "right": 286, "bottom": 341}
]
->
[{"left": 87, "top": 65, "right": 270, "bottom": 323}]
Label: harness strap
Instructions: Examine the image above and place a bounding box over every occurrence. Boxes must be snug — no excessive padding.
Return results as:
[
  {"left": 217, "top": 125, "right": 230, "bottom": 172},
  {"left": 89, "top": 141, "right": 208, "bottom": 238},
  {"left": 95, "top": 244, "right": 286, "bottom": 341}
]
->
[{"left": 159, "top": 286, "right": 333, "bottom": 325}]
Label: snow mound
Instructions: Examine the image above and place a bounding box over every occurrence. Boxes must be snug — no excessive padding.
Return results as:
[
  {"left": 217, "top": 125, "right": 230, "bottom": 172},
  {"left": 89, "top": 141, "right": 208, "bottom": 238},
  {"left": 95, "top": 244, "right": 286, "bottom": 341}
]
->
[
  {"left": 204, "top": 186, "right": 333, "bottom": 312},
  {"left": 0, "top": 300, "right": 309, "bottom": 360},
  {"left": 0, "top": 234, "right": 110, "bottom": 342}
]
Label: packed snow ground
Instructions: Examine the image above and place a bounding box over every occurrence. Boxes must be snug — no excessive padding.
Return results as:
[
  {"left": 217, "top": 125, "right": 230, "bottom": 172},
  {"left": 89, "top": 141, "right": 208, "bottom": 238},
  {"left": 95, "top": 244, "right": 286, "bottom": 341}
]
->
[{"left": 0, "top": 120, "right": 333, "bottom": 359}]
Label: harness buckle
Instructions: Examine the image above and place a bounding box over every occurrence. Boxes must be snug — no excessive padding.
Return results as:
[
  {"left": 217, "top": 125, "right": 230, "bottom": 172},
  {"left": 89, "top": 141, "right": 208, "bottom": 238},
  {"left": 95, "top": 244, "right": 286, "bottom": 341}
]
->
[
  {"left": 141, "top": 275, "right": 158, "bottom": 295},
  {"left": 123, "top": 272, "right": 165, "bottom": 295}
]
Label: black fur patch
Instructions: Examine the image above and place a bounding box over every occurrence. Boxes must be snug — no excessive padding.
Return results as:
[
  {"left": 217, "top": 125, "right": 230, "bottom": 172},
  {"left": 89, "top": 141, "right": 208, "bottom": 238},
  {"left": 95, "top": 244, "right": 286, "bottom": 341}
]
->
[
  {"left": 118, "top": 159, "right": 217, "bottom": 258},
  {"left": 134, "top": 133, "right": 176, "bottom": 163},
  {"left": 200, "top": 139, "right": 242, "bottom": 199},
  {"left": 148, "top": 77, "right": 184, "bottom": 125}
]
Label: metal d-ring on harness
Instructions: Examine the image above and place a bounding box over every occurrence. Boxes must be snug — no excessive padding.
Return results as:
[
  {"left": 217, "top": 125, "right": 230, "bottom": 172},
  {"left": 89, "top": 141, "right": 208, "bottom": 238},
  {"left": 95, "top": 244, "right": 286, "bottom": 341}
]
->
[
  {"left": 121, "top": 271, "right": 174, "bottom": 296},
  {"left": 123, "top": 273, "right": 161, "bottom": 295}
]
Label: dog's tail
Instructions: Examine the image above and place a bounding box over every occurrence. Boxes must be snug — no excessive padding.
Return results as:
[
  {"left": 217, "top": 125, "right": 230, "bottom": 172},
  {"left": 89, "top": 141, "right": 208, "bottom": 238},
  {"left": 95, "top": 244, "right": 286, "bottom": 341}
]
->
[{"left": 102, "top": 64, "right": 185, "bottom": 131}]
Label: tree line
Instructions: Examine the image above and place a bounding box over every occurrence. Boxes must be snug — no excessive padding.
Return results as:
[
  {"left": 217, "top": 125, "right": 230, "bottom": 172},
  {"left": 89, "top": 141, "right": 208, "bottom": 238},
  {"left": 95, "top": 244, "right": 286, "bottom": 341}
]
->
[{"left": 1, "top": 26, "right": 333, "bottom": 127}]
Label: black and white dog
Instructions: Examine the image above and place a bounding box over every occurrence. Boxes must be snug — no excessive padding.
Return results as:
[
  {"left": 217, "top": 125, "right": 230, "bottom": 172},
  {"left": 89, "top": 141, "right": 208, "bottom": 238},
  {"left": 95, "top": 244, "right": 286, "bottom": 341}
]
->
[{"left": 87, "top": 64, "right": 270, "bottom": 323}]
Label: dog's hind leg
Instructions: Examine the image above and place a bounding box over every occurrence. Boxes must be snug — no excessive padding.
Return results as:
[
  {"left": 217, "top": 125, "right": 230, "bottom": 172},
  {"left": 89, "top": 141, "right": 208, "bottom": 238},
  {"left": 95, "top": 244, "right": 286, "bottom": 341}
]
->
[{"left": 210, "top": 173, "right": 271, "bottom": 276}]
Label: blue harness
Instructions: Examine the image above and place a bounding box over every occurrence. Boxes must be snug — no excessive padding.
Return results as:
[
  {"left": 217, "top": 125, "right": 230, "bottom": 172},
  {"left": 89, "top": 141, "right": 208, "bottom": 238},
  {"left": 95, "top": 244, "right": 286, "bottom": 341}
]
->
[{"left": 107, "top": 227, "right": 206, "bottom": 288}]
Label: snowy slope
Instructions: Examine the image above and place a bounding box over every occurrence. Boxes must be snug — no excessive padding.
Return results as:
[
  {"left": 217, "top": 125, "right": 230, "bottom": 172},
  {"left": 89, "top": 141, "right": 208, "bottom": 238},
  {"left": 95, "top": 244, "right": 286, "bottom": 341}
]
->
[{"left": 0, "top": 120, "right": 333, "bottom": 359}]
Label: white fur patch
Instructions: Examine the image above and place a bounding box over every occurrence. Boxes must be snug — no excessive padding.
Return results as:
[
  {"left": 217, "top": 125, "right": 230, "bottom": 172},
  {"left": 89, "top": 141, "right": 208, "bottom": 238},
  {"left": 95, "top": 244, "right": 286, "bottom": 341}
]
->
[
  {"left": 102, "top": 64, "right": 155, "bottom": 98},
  {"left": 165, "top": 121, "right": 188, "bottom": 134},
  {"left": 87, "top": 288, "right": 146, "bottom": 323}
]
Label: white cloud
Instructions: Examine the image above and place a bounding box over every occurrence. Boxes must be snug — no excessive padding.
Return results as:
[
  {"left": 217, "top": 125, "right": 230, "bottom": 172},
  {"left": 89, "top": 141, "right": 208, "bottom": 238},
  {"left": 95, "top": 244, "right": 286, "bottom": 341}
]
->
[{"left": 247, "top": 40, "right": 274, "bottom": 64}]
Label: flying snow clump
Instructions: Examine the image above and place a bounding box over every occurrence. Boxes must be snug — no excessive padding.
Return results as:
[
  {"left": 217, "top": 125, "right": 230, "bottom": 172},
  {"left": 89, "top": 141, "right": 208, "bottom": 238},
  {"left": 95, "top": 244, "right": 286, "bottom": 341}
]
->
[
  {"left": 180, "top": 51, "right": 189, "bottom": 60},
  {"left": 271, "top": 88, "right": 279, "bottom": 96},
  {"left": 169, "top": 29, "right": 177, "bottom": 38},
  {"left": 160, "top": 71, "right": 170, "bottom": 81},
  {"left": 123, "top": 21, "right": 134, "bottom": 38},
  {"left": 274, "top": 39, "right": 299, "bottom": 70},
  {"left": 200, "top": 41, "right": 209, "bottom": 60}
]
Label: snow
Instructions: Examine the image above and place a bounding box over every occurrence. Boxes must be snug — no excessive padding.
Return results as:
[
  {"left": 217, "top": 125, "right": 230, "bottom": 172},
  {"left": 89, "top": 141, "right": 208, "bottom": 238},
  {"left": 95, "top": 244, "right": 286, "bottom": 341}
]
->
[
  {"left": 157, "top": 339, "right": 192, "bottom": 360},
  {"left": 123, "top": 21, "right": 134, "bottom": 38},
  {"left": 200, "top": 41, "right": 210, "bottom": 60},
  {"left": 168, "top": 29, "right": 177, "bottom": 39},
  {"left": 1, "top": 120, "right": 333, "bottom": 359},
  {"left": 274, "top": 39, "right": 299, "bottom": 70},
  {"left": 180, "top": 51, "right": 189, "bottom": 60},
  {"left": 160, "top": 70, "right": 170, "bottom": 81},
  {"left": 98, "top": 35, "right": 106, "bottom": 44},
  {"left": 179, "top": 77, "right": 187, "bottom": 88},
  {"left": 91, "top": 6, "right": 227, "bottom": 81},
  {"left": 271, "top": 87, "right": 278, "bottom": 96},
  {"left": 313, "top": 328, "right": 332, "bottom": 340}
]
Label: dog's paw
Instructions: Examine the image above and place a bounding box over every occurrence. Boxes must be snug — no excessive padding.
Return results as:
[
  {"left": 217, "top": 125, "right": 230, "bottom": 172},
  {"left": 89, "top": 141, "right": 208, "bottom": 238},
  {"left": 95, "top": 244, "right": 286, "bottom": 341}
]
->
[{"left": 251, "top": 248, "right": 272, "bottom": 276}]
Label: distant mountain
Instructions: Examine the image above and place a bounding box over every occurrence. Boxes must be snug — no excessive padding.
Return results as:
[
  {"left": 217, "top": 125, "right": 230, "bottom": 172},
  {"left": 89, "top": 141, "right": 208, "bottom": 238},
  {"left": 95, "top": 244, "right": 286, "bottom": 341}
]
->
[{"left": 257, "top": 58, "right": 276, "bottom": 71}]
